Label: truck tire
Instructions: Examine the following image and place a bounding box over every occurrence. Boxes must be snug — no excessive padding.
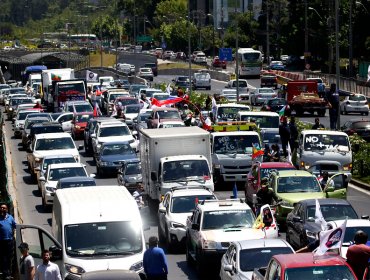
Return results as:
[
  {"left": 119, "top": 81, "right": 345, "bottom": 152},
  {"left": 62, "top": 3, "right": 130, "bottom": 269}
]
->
[{"left": 318, "top": 109, "right": 326, "bottom": 117}]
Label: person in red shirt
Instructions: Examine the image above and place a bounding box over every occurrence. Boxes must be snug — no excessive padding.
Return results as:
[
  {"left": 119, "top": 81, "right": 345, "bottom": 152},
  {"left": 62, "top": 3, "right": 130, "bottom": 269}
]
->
[{"left": 346, "top": 230, "right": 370, "bottom": 280}]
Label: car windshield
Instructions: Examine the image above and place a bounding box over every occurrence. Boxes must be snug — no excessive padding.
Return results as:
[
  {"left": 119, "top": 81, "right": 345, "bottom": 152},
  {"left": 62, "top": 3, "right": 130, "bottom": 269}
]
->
[
  {"left": 258, "top": 88, "right": 275, "bottom": 94},
  {"left": 75, "top": 114, "right": 92, "bottom": 122},
  {"left": 303, "top": 134, "right": 350, "bottom": 151},
  {"left": 157, "top": 110, "right": 180, "bottom": 119},
  {"left": 277, "top": 176, "right": 321, "bottom": 193},
  {"left": 125, "top": 162, "right": 141, "bottom": 175},
  {"left": 202, "top": 209, "right": 255, "bottom": 230},
  {"left": 171, "top": 195, "right": 216, "bottom": 213},
  {"left": 239, "top": 115, "right": 279, "bottom": 128},
  {"left": 109, "top": 94, "right": 124, "bottom": 102},
  {"left": 31, "top": 126, "right": 63, "bottom": 136},
  {"left": 42, "top": 157, "right": 76, "bottom": 171},
  {"left": 352, "top": 121, "right": 370, "bottom": 129},
  {"left": 101, "top": 143, "right": 135, "bottom": 156},
  {"left": 74, "top": 104, "right": 92, "bottom": 113},
  {"left": 242, "top": 53, "right": 260, "bottom": 61},
  {"left": 284, "top": 265, "right": 355, "bottom": 280},
  {"left": 11, "top": 98, "right": 33, "bottom": 105},
  {"left": 119, "top": 99, "right": 138, "bottom": 106},
  {"left": 217, "top": 107, "right": 250, "bottom": 120},
  {"left": 125, "top": 106, "right": 140, "bottom": 114},
  {"left": 268, "top": 99, "right": 286, "bottom": 105},
  {"left": 18, "top": 111, "right": 38, "bottom": 120},
  {"left": 306, "top": 205, "right": 358, "bottom": 222},
  {"left": 65, "top": 221, "right": 143, "bottom": 256},
  {"left": 48, "top": 167, "right": 86, "bottom": 180},
  {"left": 239, "top": 247, "right": 293, "bottom": 271},
  {"left": 213, "top": 135, "right": 260, "bottom": 154},
  {"left": 35, "top": 137, "right": 75, "bottom": 150},
  {"left": 162, "top": 160, "right": 210, "bottom": 182},
  {"left": 260, "top": 167, "right": 295, "bottom": 179},
  {"left": 349, "top": 95, "right": 366, "bottom": 101},
  {"left": 99, "top": 126, "right": 130, "bottom": 137},
  {"left": 232, "top": 81, "right": 248, "bottom": 87}
]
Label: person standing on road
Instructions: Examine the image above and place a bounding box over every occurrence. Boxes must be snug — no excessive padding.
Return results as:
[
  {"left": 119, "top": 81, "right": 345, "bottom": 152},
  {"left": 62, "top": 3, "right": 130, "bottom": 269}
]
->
[
  {"left": 35, "top": 250, "right": 62, "bottom": 280},
  {"left": 326, "top": 83, "right": 340, "bottom": 130},
  {"left": 289, "top": 116, "right": 298, "bottom": 156},
  {"left": 18, "top": 243, "right": 35, "bottom": 280},
  {"left": 0, "top": 203, "right": 16, "bottom": 280},
  {"left": 346, "top": 230, "right": 370, "bottom": 280},
  {"left": 312, "top": 117, "right": 325, "bottom": 130},
  {"left": 279, "top": 117, "right": 290, "bottom": 157},
  {"left": 143, "top": 236, "right": 168, "bottom": 280}
]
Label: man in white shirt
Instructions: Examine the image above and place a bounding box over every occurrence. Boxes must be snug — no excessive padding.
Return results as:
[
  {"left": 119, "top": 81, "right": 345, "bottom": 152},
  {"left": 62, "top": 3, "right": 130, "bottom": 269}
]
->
[{"left": 35, "top": 250, "right": 61, "bottom": 280}]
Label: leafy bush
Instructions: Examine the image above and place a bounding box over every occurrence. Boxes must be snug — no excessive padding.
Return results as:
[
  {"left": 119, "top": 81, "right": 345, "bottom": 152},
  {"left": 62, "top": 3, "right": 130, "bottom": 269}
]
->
[{"left": 349, "top": 134, "right": 369, "bottom": 177}]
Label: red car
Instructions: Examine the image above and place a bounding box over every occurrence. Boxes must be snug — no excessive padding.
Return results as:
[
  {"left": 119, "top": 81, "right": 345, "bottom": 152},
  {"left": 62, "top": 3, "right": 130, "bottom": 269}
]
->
[
  {"left": 212, "top": 56, "right": 227, "bottom": 69},
  {"left": 244, "top": 161, "right": 295, "bottom": 206},
  {"left": 71, "top": 113, "right": 93, "bottom": 140}
]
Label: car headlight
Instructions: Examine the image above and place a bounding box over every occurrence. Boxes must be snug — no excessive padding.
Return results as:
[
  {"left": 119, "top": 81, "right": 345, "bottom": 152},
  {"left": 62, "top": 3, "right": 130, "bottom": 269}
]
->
[
  {"left": 170, "top": 222, "right": 186, "bottom": 229},
  {"left": 9, "top": 108, "right": 13, "bottom": 111},
  {"left": 203, "top": 240, "right": 217, "bottom": 249},
  {"left": 343, "top": 163, "right": 352, "bottom": 171},
  {"left": 65, "top": 263, "right": 86, "bottom": 275},
  {"left": 46, "top": 186, "right": 55, "bottom": 193},
  {"left": 130, "top": 261, "right": 143, "bottom": 272},
  {"left": 300, "top": 161, "right": 310, "bottom": 170},
  {"left": 75, "top": 125, "right": 81, "bottom": 129}
]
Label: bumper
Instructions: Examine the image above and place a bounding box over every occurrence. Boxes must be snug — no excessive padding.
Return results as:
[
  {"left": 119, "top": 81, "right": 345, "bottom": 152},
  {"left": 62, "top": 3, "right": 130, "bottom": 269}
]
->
[
  {"left": 45, "top": 192, "right": 55, "bottom": 205},
  {"left": 344, "top": 105, "right": 368, "bottom": 113},
  {"left": 169, "top": 227, "right": 186, "bottom": 244},
  {"left": 222, "top": 173, "right": 248, "bottom": 182}
]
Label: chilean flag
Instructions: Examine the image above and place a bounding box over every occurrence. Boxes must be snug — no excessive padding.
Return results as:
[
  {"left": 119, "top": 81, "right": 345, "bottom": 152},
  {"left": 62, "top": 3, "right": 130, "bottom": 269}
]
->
[{"left": 151, "top": 96, "right": 184, "bottom": 107}]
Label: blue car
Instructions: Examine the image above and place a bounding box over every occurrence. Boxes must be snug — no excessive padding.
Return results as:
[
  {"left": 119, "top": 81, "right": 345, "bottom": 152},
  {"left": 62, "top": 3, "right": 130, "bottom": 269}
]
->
[
  {"left": 269, "top": 61, "right": 285, "bottom": 71},
  {"left": 96, "top": 141, "right": 137, "bottom": 177}
]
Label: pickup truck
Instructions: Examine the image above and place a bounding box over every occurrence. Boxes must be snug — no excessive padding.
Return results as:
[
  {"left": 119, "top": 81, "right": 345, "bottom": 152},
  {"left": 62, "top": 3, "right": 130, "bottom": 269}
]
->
[{"left": 252, "top": 252, "right": 357, "bottom": 280}]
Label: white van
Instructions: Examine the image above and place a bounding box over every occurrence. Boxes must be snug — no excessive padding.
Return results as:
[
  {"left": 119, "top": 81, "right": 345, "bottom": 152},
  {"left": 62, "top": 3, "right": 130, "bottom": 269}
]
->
[
  {"left": 237, "top": 111, "right": 279, "bottom": 131},
  {"left": 16, "top": 186, "right": 147, "bottom": 279}
]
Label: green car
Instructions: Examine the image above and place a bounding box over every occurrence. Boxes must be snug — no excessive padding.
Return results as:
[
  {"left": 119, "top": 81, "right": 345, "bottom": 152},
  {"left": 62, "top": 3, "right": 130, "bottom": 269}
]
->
[{"left": 268, "top": 170, "right": 340, "bottom": 224}]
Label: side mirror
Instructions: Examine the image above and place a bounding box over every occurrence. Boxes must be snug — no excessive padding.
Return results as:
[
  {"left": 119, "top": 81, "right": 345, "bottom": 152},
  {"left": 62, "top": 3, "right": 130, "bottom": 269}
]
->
[
  {"left": 39, "top": 176, "right": 46, "bottom": 181},
  {"left": 132, "top": 131, "right": 138, "bottom": 136},
  {"left": 361, "top": 215, "right": 369, "bottom": 220},
  {"left": 158, "top": 206, "right": 166, "bottom": 214},
  {"left": 91, "top": 133, "right": 96, "bottom": 138},
  {"left": 191, "top": 224, "right": 200, "bottom": 231},
  {"left": 78, "top": 145, "right": 84, "bottom": 150},
  {"left": 224, "top": 264, "right": 233, "bottom": 273},
  {"left": 49, "top": 245, "right": 62, "bottom": 261},
  {"left": 292, "top": 217, "right": 302, "bottom": 223}
]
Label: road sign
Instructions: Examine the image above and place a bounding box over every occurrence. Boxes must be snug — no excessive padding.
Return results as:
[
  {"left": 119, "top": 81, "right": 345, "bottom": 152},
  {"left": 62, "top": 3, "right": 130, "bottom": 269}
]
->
[
  {"left": 219, "top": 48, "right": 232, "bottom": 61},
  {"left": 136, "top": 35, "right": 153, "bottom": 43}
]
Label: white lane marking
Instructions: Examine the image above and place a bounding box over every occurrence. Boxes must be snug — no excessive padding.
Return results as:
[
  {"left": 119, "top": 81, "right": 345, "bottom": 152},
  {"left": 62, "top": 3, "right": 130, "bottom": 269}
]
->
[{"left": 349, "top": 183, "right": 370, "bottom": 195}]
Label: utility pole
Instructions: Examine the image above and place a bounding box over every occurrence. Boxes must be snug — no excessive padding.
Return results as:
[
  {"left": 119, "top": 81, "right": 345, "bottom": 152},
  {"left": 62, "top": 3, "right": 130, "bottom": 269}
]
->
[
  {"left": 266, "top": 0, "right": 270, "bottom": 65},
  {"left": 304, "top": 0, "right": 308, "bottom": 67},
  {"left": 188, "top": 0, "right": 192, "bottom": 97},
  {"left": 335, "top": 0, "right": 341, "bottom": 130},
  {"left": 235, "top": 6, "right": 239, "bottom": 103},
  {"left": 349, "top": 0, "right": 353, "bottom": 77}
]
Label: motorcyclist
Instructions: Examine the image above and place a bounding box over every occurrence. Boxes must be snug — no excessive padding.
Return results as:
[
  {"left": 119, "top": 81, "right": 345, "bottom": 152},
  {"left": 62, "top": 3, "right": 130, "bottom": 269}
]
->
[
  {"left": 133, "top": 183, "right": 145, "bottom": 209},
  {"left": 256, "top": 178, "right": 280, "bottom": 215}
]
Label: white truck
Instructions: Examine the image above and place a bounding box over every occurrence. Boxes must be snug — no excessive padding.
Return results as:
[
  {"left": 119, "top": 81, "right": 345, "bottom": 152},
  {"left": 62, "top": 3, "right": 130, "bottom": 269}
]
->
[
  {"left": 41, "top": 68, "right": 74, "bottom": 109},
  {"left": 139, "top": 127, "right": 214, "bottom": 206},
  {"left": 28, "top": 73, "right": 42, "bottom": 88},
  {"left": 211, "top": 131, "right": 261, "bottom": 184}
]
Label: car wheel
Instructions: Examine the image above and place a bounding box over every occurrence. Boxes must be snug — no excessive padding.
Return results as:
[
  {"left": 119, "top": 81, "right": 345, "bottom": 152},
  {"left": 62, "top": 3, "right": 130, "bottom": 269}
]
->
[
  {"left": 97, "top": 167, "right": 102, "bottom": 177},
  {"left": 195, "top": 248, "right": 205, "bottom": 276}
]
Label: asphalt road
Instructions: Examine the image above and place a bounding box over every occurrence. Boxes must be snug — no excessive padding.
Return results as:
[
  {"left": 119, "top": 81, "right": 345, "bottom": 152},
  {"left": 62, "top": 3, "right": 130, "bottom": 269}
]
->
[{"left": 4, "top": 75, "right": 370, "bottom": 280}]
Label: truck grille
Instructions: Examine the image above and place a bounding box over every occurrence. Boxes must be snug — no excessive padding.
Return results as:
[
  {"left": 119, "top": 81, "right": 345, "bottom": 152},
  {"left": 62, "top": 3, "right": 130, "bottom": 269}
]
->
[{"left": 224, "top": 165, "right": 250, "bottom": 169}]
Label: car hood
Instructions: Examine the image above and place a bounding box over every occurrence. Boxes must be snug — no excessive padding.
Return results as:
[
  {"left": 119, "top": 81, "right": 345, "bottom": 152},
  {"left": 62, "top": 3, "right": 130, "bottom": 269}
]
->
[
  {"left": 124, "top": 173, "right": 142, "bottom": 183},
  {"left": 34, "top": 149, "right": 79, "bottom": 158},
  {"left": 100, "top": 154, "right": 137, "bottom": 162},
  {"left": 278, "top": 192, "right": 326, "bottom": 203},
  {"left": 203, "top": 228, "right": 265, "bottom": 242},
  {"left": 169, "top": 212, "right": 192, "bottom": 227}
]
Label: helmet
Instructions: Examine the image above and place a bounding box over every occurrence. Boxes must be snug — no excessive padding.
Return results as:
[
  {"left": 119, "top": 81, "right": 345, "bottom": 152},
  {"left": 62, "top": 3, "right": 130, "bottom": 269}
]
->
[{"left": 261, "top": 178, "right": 269, "bottom": 187}]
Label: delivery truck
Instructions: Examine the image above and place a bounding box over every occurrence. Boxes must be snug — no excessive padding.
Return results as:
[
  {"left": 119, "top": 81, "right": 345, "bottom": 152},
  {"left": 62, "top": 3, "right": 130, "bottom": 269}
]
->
[{"left": 139, "top": 127, "right": 213, "bottom": 207}]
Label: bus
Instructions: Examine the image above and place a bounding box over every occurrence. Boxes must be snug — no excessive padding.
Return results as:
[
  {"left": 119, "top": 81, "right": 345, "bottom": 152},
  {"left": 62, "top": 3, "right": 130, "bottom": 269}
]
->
[
  {"left": 237, "top": 48, "right": 263, "bottom": 77},
  {"left": 70, "top": 34, "right": 99, "bottom": 47}
]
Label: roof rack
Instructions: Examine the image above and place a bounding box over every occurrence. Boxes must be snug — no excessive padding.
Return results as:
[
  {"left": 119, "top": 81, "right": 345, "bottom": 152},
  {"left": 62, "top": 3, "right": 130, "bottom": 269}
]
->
[
  {"left": 198, "top": 198, "right": 245, "bottom": 205},
  {"left": 170, "top": 186, "right": 211, "bottom": 192}
]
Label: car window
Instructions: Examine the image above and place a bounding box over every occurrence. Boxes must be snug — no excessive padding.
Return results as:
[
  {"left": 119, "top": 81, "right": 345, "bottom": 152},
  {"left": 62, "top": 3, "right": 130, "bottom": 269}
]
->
[
  {"left": 306, "top": 205, "right": 358, "bottom": 221},
  {"left": 171, "top": 195, "right": 216, "bottom": 213},
  {"left": 349, "top": 95, "right": 365, "bottom": 101},
  {"left": 277, "top": 176, "right": 321, "bottom": 193}
]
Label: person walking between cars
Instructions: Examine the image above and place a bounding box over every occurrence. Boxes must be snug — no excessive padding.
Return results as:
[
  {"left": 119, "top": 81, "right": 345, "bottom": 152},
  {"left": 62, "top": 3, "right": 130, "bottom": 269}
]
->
[
  {"left": 346, "top": 230, "right": 370, "bottom": 280},
  {"left": 255, "top": 179, "right": 280, "bottom": 215},
  {"left": 0, "top": 203, "right": 16, "bottom": 280},
  {"left": 326, "top": 83, "right": 340, "bottom": 130},
  {"left": 289, "top": 116, "right": 298, "bottom": 156},
  {"left": 35, "top": 250, "right": 61, "bottom": 280},
  {"left": 143, "top": 236, "right": 168, "bottom": 280},
  {"left": 18, "top": 243, "right": 35, "bottom": 280},
  {"left": 133, "top": 183, "right": 145, "bottom": 209},
  {"left": 279, "top": 117, "right": 290, "bottom": 157}
]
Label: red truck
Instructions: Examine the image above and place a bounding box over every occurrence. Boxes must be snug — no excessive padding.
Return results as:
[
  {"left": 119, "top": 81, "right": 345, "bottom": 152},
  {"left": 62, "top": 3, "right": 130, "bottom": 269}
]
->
[
  {"left": 252, "top": 252, "right": 358, "bottom": 280},
  {"left": 286, "top": 80, "right": 328, "bottom": 116}
]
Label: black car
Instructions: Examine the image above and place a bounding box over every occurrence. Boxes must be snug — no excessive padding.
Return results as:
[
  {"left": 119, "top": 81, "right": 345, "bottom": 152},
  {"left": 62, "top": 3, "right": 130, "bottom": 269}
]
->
[
  {"left": 28, "top": 122, "right": 64, "bottom": 144},
  {"left": 143, "top": 62, "right": 158, "bottom": 76},
  {"left": 341, "top": 119, "right": 370, "bottom": 142},
  {"left": 286, "top": 198, "right": 358, "bottom": 250},
  {"left": 83, "top": 117, "right": 114, "bottom": 155},
  {"left": 261, "top": 98, "right": 288, "bottom": 113},
  {"left": 260, "top": 74, "right": 278, "bottom": 89}
]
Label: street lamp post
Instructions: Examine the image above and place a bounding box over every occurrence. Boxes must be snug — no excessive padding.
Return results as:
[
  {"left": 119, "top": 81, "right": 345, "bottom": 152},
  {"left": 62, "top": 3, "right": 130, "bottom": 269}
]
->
[
  {"left": 266, "top": 0, "right": 270, "bottom": 66},
  {"left": 335, "top": 0, "right": 341, "bottom": 130},
  {"left": 304, "top": 0, "right": 309, "bottom": 66},
  {"left": 234, "top": 6, "right": 240, "bottom": 103},
  {"left": 207, "top": 14, "right": 215, "bottom": 59},
  {"left": 188, "top": 0, "right": 192, "bottom": 97}
]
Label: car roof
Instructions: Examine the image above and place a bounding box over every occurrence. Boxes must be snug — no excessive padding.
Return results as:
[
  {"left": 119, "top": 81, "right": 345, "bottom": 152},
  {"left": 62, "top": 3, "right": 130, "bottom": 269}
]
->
[
  {"left": 197, "top": 199, "right": 251, "bottom": 212},
  {"left": 58, "top": 176, "right": 95, "bottom": 183},
  {"left": 298, "top": 198, "right": 353, "bottom": 207},
  {"left": 35, "top": 132, "right": 72, "bottom": 139},
  {"left": 98, "top": 122, "right": 128, "bottom": 128},
  {"left": 42, "top": 154, "right": 75, "bottom": 160},
  {"left": 259, "top": 162, "right": 295, "bottom": 168},
  {"left": 273, "top": 170, "right": 315, "bottom": 177},
  {"left": 235, "top": 238, "right": 294, "bottom": 251},
  {"left": 169, "top": 187, "right": 215, "bottom": 198},
  {"left": 273, "top": 252, "right": 349, "bottom": 269},
  {"left": 49, "top": 162, "right": 85, "bottom": 169}
]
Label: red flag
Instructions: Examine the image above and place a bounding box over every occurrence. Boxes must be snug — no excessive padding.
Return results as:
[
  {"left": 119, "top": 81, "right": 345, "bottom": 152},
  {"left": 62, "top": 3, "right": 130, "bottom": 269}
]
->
[
  {"left": 151, "top": 97, "right": 184, "bottom": 107},
  {"left": 252, "top": 143, "right": 264, "bottom": 159},
  {"left": 93, "top": 102, "right": 101, "bottom": 117}
]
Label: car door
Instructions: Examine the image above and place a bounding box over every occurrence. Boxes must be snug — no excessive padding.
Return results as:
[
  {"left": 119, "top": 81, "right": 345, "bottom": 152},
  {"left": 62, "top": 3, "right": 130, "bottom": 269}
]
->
[
  {"left": 58, "top": 113, "right": 74, "bottom": 132},
  {"left": 158, "top": 193, "right": 170, "bottom": 235},
  {"left": 324, "top": 173, "right": 347, "bottom": 199},
  {"left": 286, "top": 203, "right": 303, "bottom": 247},
  {"left": 15, "top": 224, "right": 63, "bottom": 276},
  {"left": 187, "top": 211, "right": 200, "bottom": 254}
]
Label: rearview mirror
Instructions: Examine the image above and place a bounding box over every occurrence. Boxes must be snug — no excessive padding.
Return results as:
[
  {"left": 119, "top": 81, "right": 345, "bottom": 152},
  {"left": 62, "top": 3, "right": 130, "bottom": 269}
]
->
[{"left": 224, "top": 264, "right": 233, "bottom": 272}]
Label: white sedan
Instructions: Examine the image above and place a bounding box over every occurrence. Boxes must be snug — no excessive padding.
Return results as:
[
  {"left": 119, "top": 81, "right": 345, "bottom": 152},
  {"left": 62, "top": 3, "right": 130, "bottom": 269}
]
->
[
  {"left": 138, "top": 67, "right": 154, "bottom": 81},
  {"left": 250, "top": 88, "right": 277, "bottom": 106},
  {"left": 340, "top": 94, "right": 369, "bottom": 115}
]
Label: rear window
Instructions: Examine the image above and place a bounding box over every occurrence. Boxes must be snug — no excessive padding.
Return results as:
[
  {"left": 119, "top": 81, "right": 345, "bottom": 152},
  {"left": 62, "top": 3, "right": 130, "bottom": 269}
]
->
[
  {"left": 285, "top": 265, "right": 355, "bottom": 280},
  {"left": 239, "top": 247, "right": 293, "bottom": 271},
  {"left": 349, "top": 95, "right": 366, "bottom": 101}
]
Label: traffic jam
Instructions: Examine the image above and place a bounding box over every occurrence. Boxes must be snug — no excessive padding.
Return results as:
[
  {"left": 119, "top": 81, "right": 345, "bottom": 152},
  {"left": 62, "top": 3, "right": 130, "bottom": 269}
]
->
[{"left": 0, "top": 58, "right": 369, "bottom": 280}]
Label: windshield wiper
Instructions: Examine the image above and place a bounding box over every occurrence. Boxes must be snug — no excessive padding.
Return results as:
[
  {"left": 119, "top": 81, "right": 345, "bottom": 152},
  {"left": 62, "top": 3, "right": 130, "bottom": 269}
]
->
[
  {"left": 67, "top": 250, "right": 93, "bottom": 256},
  {"left": 225, "top": 224, "right": 248, "bottom": 229}
]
